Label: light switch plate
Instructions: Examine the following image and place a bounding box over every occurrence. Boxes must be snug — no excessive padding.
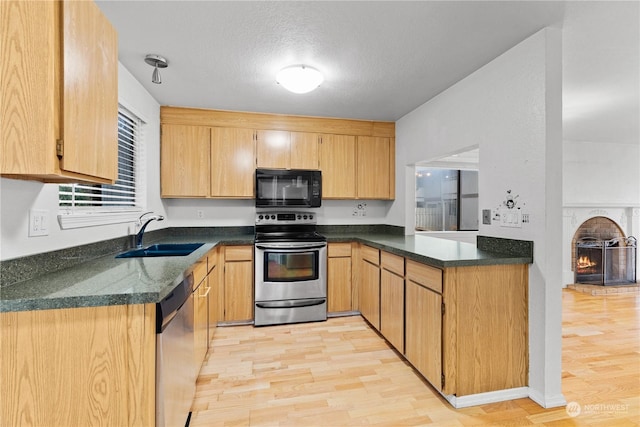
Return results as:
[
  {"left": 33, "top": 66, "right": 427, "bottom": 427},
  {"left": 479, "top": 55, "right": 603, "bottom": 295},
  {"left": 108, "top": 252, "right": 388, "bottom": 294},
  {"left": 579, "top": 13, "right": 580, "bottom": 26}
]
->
[
  {"left": 482, "top": 209, "right": 491, "bottom": 225},
  {"left": 29, "top": 209, "right": 50, "bottom": 236}
]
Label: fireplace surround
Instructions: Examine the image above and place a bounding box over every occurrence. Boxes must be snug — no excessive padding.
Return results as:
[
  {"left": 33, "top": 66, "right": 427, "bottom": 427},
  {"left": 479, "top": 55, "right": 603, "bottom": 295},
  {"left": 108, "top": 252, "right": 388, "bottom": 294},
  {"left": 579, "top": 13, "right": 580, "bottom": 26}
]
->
[{"left": 563, "top": 207, "right": 640, "bottom": 286}]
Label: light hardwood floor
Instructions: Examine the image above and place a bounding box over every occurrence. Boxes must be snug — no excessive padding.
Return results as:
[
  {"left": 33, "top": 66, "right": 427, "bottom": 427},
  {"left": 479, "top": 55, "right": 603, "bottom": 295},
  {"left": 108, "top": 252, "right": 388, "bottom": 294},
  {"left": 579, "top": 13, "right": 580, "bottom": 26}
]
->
[{"left": 191, "top": 289, "right": 639, "bottom": 426}]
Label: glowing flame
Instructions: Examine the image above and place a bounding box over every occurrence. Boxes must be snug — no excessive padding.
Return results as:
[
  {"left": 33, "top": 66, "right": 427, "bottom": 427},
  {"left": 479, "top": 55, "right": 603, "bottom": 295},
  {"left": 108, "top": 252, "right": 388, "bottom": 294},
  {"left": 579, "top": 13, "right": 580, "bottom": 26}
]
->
[{"left": 576, "top": 256, "right": 596, "bottom": 269}]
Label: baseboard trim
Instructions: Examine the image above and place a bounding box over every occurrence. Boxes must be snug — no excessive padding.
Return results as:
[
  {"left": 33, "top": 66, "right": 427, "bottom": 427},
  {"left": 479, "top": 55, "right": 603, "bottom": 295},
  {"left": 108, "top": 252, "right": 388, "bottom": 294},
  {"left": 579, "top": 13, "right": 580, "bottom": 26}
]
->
[
  {"left": 528, "top": 388, "right": 567, "bottom": 408},
  {"left": 444, "top": 387, "right": 530, "bottom": 408}
]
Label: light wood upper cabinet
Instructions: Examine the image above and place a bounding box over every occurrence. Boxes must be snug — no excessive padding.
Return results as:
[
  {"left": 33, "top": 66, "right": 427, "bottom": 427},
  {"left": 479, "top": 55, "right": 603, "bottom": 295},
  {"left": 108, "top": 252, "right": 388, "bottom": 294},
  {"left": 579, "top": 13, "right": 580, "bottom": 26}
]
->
[
  {"left": 256, "top": 130, "right": 320, "bottom": 170},
  {"left": 161, "top": 124, "right": 210, "bottom": 197},
  {"left": 319, "top": 134, "right": 357, "bottom": 198},
  {"left": 160, "top": 107, "right": 395, "bottom": 199},
  {"left": 1, "top": 0, "right": 118, "bottom": 184},
  {"left": 211, "top": 127, "right": 255, "bottom": 197},
  {"left": 357, "top": 136, "right": 395, "bottom": 199},
  {"left": 290, "top": 132, "right": 320, "bottom": 170},
  {"left": 256, "top": 130, "right": 291, "bottom": 169}
]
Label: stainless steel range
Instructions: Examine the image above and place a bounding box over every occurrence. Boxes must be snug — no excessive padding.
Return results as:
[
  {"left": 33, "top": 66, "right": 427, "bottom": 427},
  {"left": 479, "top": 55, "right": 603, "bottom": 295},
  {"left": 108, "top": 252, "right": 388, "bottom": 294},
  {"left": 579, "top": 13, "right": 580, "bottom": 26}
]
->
[{"left": 254, "top": 211, "right": 327, "bottom": 326}]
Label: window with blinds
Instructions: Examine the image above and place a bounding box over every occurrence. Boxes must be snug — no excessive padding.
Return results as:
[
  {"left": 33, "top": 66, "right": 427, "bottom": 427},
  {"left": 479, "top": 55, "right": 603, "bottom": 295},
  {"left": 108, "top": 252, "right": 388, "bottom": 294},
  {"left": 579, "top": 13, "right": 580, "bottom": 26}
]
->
[{"left": 59, "top": 107, "right": 143, "bottom": 223}]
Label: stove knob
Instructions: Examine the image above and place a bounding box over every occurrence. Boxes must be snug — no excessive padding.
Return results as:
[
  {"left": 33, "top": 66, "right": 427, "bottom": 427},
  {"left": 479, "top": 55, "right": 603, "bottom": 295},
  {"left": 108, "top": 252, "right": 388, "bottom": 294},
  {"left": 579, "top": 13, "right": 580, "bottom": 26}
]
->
[
  {"left": 309, "top": 214, "right": 314, "bottom": 220},
  {"left": 271, "top": 214, "right": 276, "bottom": 219},
  {"left": 258, "top": 215, "right": 264, "bottom": 220},
  {"left": 297, "top": 214, "right": 302, "bottom": 220},
  {"left": 303, "top": 215, "right": 308, "bottom": 219}
]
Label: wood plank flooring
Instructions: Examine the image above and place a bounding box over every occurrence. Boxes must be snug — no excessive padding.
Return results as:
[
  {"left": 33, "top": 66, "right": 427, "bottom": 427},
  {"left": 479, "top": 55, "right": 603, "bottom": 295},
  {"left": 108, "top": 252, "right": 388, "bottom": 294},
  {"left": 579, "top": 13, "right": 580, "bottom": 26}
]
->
[{"left": 190, "top": 289, "right": 640, "bottom": 426}]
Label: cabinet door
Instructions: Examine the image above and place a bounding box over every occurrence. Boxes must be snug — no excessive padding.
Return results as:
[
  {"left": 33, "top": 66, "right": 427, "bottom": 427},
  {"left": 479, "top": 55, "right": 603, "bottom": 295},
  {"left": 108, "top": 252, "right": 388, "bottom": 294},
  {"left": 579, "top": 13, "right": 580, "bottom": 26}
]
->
[
  {"left": 359, "top": 259, "right": 380, "bottom": 330},
  {"left": 290, "top": 132, "right": 319, "bottom": 170},
  {"left": 357, "top": 136, "right": 392, "bottom": 199},
  {"left": 328, "top": 257, "right": 352, "bottom": 313},
  {"left": 161, "top": 124, "right": 210, "bottom": 197},
  {"left": 1, "top": 0, "right": 56, "bottom": 176},
  {"left": 61, "top": 0, "right": 118, "bottom": 181},
  {"left": 319, "top": 134, "right": 356, "bottom": 198},
  {"left": 224, "top": 261, "right": 253, "bottom": 322},
  {"left": 380, "top": 269, "right": 404, "bottom": 352},
  {"left": 256, "top": 130, "right": 290, "bottom": 169},
  {"left": 405, "top": 280, "right": 442, "bottom": 392},
  {"left": 193, "top": 279, "right": 209, "bottom": 374},
  {"left": 224, "top": 246, "right": 253, "bottom": 322},
  {"left": 211, "top": 127, "right": 255, "bottom": 197}
]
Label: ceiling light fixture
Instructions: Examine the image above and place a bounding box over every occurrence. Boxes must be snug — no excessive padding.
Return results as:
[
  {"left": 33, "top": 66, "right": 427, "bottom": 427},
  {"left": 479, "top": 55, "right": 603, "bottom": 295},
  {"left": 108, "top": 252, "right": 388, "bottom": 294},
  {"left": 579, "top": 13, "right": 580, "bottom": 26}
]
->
[
  {"left": 144, "top": 54, "right": 168, "bottom": 84},
  {"left": 276, "top": 65, "right": 323, "bottom": 94}
]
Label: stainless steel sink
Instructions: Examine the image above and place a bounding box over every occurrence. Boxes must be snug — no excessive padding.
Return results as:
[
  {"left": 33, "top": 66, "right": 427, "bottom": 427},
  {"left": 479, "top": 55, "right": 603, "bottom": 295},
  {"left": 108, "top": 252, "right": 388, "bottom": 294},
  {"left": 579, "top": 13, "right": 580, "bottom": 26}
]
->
[{"left": 115, "top": 243, "right": 204, "bottom": 258}]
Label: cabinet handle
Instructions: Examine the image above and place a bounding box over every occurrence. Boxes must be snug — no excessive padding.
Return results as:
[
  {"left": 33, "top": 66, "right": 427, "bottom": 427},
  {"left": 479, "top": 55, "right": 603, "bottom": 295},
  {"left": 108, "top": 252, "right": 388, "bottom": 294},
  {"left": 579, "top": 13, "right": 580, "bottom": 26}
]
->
[{"left": 200, "top": 286, "right": 211, "bottom": 298}]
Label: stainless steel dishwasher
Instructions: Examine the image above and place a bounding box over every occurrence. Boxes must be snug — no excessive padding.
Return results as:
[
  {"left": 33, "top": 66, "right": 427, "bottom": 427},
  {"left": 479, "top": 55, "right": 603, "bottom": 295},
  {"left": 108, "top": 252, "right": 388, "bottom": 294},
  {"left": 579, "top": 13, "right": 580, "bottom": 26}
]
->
[{"left": 156, "top": 273, "right": 196, "bottom": 427}]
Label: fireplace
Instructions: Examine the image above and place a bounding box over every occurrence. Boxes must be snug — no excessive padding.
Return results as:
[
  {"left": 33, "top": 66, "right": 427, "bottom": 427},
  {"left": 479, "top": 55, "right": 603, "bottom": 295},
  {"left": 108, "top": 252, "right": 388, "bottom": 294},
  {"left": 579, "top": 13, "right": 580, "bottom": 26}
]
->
[{"left": 575, "top": 236, "right": 637, "bottom": 285}]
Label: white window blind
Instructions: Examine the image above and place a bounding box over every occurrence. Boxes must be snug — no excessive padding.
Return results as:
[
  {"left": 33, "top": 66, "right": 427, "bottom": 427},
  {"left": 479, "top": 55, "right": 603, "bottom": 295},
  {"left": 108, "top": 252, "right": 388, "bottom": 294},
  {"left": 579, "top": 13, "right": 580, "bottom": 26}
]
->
[{"left": 58, "top": 107, "right": 144, "bottom": 228}]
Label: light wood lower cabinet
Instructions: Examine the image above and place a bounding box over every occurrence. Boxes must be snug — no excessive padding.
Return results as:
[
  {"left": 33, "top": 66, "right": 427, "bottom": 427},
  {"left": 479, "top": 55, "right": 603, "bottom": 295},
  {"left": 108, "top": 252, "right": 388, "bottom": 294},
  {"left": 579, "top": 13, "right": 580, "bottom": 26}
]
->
[
  {"left": 380, "top": 251, "right": 405, "bottom": 352},
  {"left": 358, "top": 245, "right": 380, "bottom": 330},
  {"left": 403, "top": 259, "right": 528, "bottom": 397},
  {"left": 327, "top": 243, "right": 353, "bottom": 313},
  {"left": 405, "top": 272, "right": 443, "bottom": 392},
  {"left": 0, "top": 304, "right": 156, "bottom": 426},
  {"left": 223, "top": 245, "right": 254, "bottom": 322},
  {"left": 193, "top": 258, "right": 210, "bottom": 373}
]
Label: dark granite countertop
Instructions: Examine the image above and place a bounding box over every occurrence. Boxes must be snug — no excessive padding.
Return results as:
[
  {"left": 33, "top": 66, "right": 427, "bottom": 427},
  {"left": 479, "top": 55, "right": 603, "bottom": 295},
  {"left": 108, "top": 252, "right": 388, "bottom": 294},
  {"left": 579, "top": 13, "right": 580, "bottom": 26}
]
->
[
  {"left": 0, "top": 230, "right": 531, "bottom": 313},
  {"left": 325, "top": 233, "right": 533, "bottom": 268}
]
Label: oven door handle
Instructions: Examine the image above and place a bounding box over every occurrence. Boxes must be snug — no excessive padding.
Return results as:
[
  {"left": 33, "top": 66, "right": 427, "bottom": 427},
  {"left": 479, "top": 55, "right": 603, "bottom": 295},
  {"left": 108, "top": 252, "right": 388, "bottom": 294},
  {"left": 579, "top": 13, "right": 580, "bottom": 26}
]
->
[
  {"left": 255, "top": 243, "right": 326, "bottom": 250},
  {"left": 255, "top": 298, "right": 326, "bottom": 309}
]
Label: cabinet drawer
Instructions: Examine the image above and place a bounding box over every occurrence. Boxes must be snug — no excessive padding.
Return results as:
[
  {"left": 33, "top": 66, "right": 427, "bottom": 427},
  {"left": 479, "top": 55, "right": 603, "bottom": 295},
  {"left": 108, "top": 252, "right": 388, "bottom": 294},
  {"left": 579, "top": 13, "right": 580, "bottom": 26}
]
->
[
  {"left": 381, "top": 251, "right": 404, "bottom": 276},
  {"left": 193, "top": 258, "right": 208, "bottom": 285},
  {"left": 406, "top": 260, "right": 442, "bottom": 294},
  {"left": 207, "top": 248, "right": 219, "bottom": 272},
  {"left": 361, "top": 245, "right": 380, "bottom": 265},
  {"left": 225, "top": 245, "right": 253, "bottom": 261},
  {"left": 328, "top": 242, "right": 352, "bottom": 258}
]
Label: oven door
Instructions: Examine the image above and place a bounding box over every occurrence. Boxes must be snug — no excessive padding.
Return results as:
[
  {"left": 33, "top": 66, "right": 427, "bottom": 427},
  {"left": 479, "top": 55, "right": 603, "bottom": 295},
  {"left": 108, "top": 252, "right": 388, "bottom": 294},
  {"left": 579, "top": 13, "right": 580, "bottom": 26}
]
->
[{"left": 255, "top": 241, "right": 327, "bottom": 302}]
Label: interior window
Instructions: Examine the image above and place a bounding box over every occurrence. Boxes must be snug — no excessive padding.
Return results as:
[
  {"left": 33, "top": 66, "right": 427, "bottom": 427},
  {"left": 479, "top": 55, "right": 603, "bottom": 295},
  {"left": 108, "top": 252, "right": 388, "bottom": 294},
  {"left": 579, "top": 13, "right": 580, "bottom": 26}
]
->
[{"left": 415, "top": 168, "right": 478, "bottom": 232}]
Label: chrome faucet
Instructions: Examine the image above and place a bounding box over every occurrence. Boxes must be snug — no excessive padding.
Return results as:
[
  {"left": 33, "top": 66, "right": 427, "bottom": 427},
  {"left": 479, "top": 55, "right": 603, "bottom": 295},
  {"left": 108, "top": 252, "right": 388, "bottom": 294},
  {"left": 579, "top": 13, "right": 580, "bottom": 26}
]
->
[{"left": 135, "top": 212, "right": 165, "bottom": 248}]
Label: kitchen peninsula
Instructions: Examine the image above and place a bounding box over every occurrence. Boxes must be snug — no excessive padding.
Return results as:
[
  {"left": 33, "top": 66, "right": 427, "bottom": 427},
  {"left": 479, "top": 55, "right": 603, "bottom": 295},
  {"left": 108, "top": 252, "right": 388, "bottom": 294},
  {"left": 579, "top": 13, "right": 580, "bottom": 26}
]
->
[{"left": 1, "top": 231, "right": 532, "bottom": 425}]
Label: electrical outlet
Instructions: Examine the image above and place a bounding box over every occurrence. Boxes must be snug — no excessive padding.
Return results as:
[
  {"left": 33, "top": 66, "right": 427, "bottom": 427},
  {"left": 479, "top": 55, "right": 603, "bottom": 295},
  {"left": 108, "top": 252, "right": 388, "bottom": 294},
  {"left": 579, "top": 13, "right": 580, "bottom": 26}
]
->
[
  {"left": 197, "top": 210, "right": 204, "bottom": 219},
  {"left": 29, "top": 209, "right": 49, "bottom": 237}
]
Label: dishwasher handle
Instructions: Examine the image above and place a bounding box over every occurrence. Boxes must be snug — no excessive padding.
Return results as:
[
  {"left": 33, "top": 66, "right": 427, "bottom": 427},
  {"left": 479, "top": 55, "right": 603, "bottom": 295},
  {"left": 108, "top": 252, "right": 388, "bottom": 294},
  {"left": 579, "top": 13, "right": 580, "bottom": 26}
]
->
[{"left": 255, "top": 298, "right": 326, "bottom": 309}]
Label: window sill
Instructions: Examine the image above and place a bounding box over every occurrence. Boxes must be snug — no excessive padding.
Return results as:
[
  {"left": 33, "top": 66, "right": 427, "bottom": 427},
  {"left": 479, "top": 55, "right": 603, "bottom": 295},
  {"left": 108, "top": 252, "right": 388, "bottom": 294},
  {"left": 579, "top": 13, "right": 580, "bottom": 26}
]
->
[{"left": 57, "top": 210, "right": 143, "bottom": 230}]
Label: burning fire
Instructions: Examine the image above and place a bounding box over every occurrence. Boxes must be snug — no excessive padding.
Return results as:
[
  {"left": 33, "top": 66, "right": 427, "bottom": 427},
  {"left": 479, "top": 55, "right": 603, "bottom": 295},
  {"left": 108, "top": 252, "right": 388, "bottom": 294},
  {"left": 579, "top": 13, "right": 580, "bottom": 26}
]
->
[{"left": 576, "top": 256, "right": 596, "bottom": 269}]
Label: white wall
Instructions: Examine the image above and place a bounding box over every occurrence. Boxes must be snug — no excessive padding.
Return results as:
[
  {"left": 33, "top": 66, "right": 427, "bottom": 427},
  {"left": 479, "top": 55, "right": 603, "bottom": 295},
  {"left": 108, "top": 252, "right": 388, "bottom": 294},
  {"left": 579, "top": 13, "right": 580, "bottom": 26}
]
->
[
  {"left": 163, "top": 199, "right": 391, "bottom": 228},
  {"left": 0, "top": 64, "right": 162, "bottom": 261},
  {"left": 564, "top": 141, "right": 639, "bottom": 206},
  {"left": 393, "top": 28, "right": 565, "bottom": 407}
]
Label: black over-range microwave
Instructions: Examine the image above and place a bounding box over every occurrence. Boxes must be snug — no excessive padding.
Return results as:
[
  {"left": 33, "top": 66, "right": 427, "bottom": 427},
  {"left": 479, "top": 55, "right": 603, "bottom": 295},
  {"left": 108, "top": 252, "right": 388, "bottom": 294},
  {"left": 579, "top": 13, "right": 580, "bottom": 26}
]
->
[{"left": 255, "top": 168, "right": 321, "bottom": 207}]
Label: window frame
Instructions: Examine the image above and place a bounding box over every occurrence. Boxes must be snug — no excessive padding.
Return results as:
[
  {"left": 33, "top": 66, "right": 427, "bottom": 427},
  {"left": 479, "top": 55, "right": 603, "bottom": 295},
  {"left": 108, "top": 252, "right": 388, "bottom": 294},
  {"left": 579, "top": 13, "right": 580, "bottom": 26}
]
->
[{"left": 57, "top": 105, "right": 145, "bottom": 229}]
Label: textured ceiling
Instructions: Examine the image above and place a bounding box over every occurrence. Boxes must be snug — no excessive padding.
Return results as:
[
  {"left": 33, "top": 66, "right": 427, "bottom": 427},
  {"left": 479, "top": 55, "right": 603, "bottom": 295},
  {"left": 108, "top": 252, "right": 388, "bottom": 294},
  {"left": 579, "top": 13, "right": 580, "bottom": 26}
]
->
[{"left": 96, "top": 1, "right": 638, "bottom": 145}]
